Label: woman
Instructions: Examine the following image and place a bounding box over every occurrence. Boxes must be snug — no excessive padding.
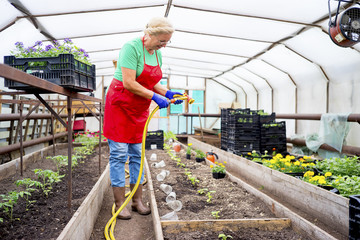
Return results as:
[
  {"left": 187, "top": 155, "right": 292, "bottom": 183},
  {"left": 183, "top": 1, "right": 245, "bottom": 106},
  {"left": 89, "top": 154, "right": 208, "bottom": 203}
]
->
[{"left": 103, "top": 17, "right": 182, "bottom": 220}]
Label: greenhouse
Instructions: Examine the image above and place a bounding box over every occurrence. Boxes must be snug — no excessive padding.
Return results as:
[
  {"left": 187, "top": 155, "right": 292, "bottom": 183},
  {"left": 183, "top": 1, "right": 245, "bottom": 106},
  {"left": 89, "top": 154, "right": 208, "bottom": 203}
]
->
[{"left": 0, "top": 0, "right": 359, "bottom": 239}]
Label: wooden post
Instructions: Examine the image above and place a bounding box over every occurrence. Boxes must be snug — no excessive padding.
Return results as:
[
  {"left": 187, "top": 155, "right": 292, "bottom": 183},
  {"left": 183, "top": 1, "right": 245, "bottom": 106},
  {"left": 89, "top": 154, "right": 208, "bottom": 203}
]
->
[{"left": 197, "top": 107, "right": 204, "bottom": 141}]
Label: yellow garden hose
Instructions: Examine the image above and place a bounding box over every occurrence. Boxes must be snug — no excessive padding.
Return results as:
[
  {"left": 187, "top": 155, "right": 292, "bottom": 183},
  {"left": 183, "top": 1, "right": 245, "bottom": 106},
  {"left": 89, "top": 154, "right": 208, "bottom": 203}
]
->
[{"left": 104, "top": 94, "right": 194, "bottom": 240}]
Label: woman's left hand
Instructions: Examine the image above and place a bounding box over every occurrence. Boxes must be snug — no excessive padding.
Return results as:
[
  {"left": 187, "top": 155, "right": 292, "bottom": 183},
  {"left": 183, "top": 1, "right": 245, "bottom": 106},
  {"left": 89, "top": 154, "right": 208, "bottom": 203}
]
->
[{"left": 165, "top": 90, "right": 183, "bottom": 105}]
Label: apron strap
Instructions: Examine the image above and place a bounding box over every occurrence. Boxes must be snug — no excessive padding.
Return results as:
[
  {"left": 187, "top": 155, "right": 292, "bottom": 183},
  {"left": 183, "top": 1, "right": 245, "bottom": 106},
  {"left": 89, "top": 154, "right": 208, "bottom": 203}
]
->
[{"left": 142, "top": 36, "right": 160, "bottom": 66}]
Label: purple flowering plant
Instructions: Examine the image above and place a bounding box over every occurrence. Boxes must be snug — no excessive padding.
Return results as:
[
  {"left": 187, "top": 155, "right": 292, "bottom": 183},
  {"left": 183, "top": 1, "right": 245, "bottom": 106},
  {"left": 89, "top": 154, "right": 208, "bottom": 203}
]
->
[{"left": 11, "top": 38, "right": 91, "bottom": 65}]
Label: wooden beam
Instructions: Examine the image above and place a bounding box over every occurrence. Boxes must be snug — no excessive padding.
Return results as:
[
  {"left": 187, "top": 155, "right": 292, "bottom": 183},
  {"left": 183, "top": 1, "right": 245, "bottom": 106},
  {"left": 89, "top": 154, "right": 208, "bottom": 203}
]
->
[{"left": 161, "top": 218, "right": 291, "bottom": 234}]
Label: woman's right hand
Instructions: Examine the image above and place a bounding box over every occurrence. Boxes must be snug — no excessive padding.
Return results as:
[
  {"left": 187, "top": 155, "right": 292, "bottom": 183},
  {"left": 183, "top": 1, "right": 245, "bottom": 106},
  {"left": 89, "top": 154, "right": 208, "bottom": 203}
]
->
[{"left": 151, "top": 93, "right": 169, "bottom": 109}]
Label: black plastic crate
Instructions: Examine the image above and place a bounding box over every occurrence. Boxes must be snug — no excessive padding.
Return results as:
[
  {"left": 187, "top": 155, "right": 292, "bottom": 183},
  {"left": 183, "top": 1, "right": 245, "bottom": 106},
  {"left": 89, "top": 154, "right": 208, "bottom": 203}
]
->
[
  {"left": 4, "top": 54, "right": 96, "bottom": 92},
  {"left": 145, "top": 140, "right": 163, "bottom": 150},
  {"left": 260, "top": 135, "right": 287, "bottom": 145},
  {"left": 145, "top": 130, "right": 164, "bottom": 150},
  {"left": 228, "top": 140, "right": 260, "bottom": 153},
  {"left": 228, "top": 131, "right": 260, "bottom": 142},
  {"left": 259, "top": 112, "right": 276, "bottom": 124},
  {"left": 221, "top": 138, "right": 228, "bottom": 151},
  {"left": 261, "top": 121, "right": 286, "bottom": 135},
  {"left": 146, "top": 130, "right": 164, "bottom": 140}
]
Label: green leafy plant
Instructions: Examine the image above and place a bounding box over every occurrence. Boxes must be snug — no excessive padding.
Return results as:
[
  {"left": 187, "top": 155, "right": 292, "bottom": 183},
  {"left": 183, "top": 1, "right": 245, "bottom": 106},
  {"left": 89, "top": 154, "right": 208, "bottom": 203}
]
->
[
  {"left": 184, "top": 169, "right": 192, "bottom": 177},
  {"left": 211, "top": 210, "right": 220, "bottom": 219},
  {"left": 11, "top": 39, "right": 91, "bottom": 65},
  {"left": 206, "top": 190, "right": 216, "bottom": 203},
  {"left": 163, "top": 143, "right": 171, "bottom": 150},
  {"left": 197, "top": 188, "right": 208, "bottom": 195},
  {"left": 15, "top": 178, "right": 41, "bottom": 210},
  {"left": 314, "top": 156, "right": 360, "bottom": 177},
  {"left": 47, "top": 155, "right": 68, "bottom": 172},
  {"left": 0, "top": 191, "right": 21, "bottom": 221},
  {"left": 188, "top": 176, "right": 199, "bottom": 186},
  {"left": 34, "top": 169, "right": 64, "bottom": 197},
  {"left": 330, "top": 175, "right": 360, "bottom": 197},
  {"left": 164, "top": 131, "right": 177, "bottom": 142},
  {"left": 195, "top": 149, "right": 206, "bottom": 159},
  {"left": 218, "top": 233, "right": 233, "bottom": 240},
  {"left": 74, "top": 146, "right": 93, "bottom": 157}
]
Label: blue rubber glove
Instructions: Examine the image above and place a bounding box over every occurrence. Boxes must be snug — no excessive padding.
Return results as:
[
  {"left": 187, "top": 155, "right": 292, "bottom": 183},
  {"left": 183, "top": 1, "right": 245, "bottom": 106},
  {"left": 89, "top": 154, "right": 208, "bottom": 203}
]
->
[
  {"left": 165, "top": 90, "right": 183, "bottom": 105},
  {"left": 152, "top": 93, "right": 169, "bottom": 109}
]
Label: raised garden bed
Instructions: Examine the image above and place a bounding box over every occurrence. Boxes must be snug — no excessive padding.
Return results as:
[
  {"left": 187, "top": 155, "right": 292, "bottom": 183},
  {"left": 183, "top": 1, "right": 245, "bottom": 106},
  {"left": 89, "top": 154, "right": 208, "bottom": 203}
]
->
[
  {"left": 0, "top": 142, "right": 109, "bottom": 239},
  {"left": 146, "top": 147, "right": 311, "bottom": 240},
  {"left": 189, "top": 136, "right": 348, "bottom": 239}
]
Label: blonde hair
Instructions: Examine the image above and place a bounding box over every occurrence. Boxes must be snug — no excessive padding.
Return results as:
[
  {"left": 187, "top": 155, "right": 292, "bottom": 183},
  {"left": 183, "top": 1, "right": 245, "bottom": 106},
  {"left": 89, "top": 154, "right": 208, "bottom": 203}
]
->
[{"left": 144, "top": 17, "right": 174, "bottom": 36}]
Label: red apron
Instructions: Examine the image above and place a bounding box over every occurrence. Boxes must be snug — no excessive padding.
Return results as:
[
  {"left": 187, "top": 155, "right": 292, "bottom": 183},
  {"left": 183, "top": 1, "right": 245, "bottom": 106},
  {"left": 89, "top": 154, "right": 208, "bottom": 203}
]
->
[{"left": 103, "top": 37, "right": 162, "bottom": 143}]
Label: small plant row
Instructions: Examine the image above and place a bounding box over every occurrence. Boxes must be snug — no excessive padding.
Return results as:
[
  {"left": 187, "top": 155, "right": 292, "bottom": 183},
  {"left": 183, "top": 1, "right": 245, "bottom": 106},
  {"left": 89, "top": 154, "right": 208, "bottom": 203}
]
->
[
  {"left": 0, "top": 131, "right": 100, "bottom": 223},
  {"left": 163, "top": 137, "right": 222, "bottom": 220},
  {"left": 245, "top": 150, "right": 360, "bottom": 197}
]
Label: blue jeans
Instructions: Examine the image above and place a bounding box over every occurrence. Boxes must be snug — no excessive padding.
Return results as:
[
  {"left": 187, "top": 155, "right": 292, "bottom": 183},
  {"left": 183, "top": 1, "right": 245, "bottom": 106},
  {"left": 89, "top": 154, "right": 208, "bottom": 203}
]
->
[{"left": 108, "top": 139, "right": 145, "bottom": 187}]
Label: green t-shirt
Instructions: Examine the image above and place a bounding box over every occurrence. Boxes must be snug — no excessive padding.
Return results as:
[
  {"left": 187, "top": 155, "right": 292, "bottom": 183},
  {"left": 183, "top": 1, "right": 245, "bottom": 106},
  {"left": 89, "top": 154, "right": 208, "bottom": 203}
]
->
[{"left": 114, "top": 37, "right": 163, "bottom": 81}]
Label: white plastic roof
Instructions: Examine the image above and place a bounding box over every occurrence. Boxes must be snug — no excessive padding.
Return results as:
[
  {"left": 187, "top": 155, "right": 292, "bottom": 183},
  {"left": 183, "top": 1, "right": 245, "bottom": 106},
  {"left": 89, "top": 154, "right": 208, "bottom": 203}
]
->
[{"left": 1, "top": 0, "right": 360, "bottom": 145}]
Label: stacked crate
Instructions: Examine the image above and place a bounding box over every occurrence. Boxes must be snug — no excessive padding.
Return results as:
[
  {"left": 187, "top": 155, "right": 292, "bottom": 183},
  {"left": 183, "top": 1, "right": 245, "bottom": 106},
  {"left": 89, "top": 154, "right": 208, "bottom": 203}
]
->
[
  {"left": 220, "top": 108, "right": 229, "bottom": 151},
  {"left": 227, "top": 108, "right": 261, "bottom": 155},
  {"left": 220, "top": 108, "right": 286, "bottom": 155},
  {"left": 349, "top": 195, "right": 360, "bottom": 240},
  {"left": 145, "top": 130, "right": 164, "bottom": 150},
  {"left": 260, "top": 120, "right": 287, "bottom": 154}
]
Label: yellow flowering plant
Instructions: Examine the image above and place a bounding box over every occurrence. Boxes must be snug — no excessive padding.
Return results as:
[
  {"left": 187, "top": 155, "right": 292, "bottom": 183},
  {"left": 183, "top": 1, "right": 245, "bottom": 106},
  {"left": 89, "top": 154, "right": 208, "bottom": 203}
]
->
[
  {"left": 210, "top": 162, "right": 227, "bottom": 174},
  {"left": 186, "top": 143, "right": 192, "bottom": 155},
  {"left": 263, "top": 153, "right": 313, "bottom": 173},
  {"left": 302, "top": 171, "right": 333, "bottom": 186}
]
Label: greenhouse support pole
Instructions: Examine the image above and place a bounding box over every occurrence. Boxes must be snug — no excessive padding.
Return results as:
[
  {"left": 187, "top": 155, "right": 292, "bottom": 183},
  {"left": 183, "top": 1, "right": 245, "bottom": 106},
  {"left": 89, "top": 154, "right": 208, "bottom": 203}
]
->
[
  {"left": 19, "top": 102, "right": 23, "bottom": 176},
  {"left": 67, "top": 96, "right": 73, "bottom": 210},
  {"left": 99, "top": 102, "right": 102, "bottom": 174},
  {"left": 51, "top": 104, "right": 55, "bottom": 155}
]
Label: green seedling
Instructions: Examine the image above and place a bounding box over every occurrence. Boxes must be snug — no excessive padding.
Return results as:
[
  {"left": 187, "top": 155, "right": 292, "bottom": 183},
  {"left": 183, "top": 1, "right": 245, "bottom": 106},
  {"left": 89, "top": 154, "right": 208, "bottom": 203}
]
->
[
  {"left": 74, "top": 146, "right": 93, "bottom": 157},
  {"left": 184, "top": 169, "right": 192, "bottom": 176},
  {"left": 206, "top": 190, "right": 216, "bottom": 203},
  {"left": 188, "top": 176, "right": 199, "bottom": 186},
  {"left": 218, "top": 233, "right": 233, "bottom": 240},
  {"left": 0, "top": 191, "right": 21, "bottom": 221},
  {"left": 197, "top": 188, "right": 208, "bottom": 195},
  {"left": 211, "top": 210, "right": 220, "bottom": 219},
  {"left": 15, "top": 178, "right": 41, "bottom": 210},
  {"left": 47, "top": 155, "right": 67, "bottom": 172},
  {"left": 34, "top": 169, "right": 64, "bottom": 197}
]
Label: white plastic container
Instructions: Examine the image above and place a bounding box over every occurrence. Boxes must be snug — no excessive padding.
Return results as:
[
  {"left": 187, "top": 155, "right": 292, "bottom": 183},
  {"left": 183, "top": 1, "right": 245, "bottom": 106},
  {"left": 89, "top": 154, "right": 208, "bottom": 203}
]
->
[
  {"left": 160, "top": 211, "right": 178, "bottom": 220},
  {"left": 166, "top": 192, "right": 176, "bottom": 203},
  {"left": 167, "top": 200, "right": 182, "bottom": 212},
  {"left": 150, "top": 153, "right": 157, "bottom": 161},
  {"left": 160, "top": 184, "right": 172, "bottom": 195}
]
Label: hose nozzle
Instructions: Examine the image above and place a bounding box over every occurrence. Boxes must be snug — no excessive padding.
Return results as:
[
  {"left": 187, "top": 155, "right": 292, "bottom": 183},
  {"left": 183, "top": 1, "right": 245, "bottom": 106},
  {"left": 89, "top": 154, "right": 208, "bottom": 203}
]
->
[{"left": 171, "top": 93, "right": 195, "bottom": 104}]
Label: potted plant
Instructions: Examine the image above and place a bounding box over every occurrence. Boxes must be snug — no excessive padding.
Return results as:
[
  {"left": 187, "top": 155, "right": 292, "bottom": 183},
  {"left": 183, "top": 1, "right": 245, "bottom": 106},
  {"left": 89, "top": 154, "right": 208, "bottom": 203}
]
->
[
  {"left": 210, "top": 162, "right": 227, "bottom": 179},
  {"left": 195, "top": 149, "right": 206, "bottom": 162},
  {"left": 186, "top": 143, "right": 192, "bottom": 159}
]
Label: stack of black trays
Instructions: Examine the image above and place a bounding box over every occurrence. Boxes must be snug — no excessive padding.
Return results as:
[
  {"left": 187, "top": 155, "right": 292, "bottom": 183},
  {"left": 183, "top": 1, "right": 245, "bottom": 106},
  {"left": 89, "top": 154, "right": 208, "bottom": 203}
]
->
[
  {"left": 145, "top": 130, "right": 164, "bottom": 150},
  {"left": 220, "top": 108, "right": 286, "bottom": 155}
]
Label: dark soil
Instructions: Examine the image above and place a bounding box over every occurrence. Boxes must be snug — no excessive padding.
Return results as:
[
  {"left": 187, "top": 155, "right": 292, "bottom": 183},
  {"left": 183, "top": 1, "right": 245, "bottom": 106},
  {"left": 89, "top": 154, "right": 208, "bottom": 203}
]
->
[
  {"left": 0, "top": 144, "right": 109, "bottom": 240},
  {"left": 146, "top": 147, "right": 311, "bottom": 240}
]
